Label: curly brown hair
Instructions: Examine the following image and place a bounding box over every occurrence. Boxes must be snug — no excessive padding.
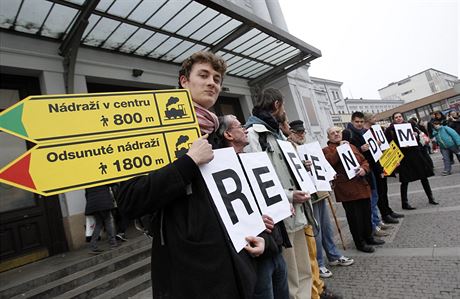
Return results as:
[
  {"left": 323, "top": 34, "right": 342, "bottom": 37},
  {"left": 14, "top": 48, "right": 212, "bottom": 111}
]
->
[{"left": 178, "top": 51, "right": 227, "bottom": 88}]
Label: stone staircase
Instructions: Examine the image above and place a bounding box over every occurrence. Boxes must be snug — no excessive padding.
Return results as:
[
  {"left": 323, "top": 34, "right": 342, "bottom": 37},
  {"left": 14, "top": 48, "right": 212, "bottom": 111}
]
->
[{"left": 0, "top": 236, "right": 152, "bottom": 299}]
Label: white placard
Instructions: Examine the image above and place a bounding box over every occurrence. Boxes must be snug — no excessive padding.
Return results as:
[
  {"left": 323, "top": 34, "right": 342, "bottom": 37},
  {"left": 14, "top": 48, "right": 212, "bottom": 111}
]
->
[
  {"left": 239, "top": 152, "right": 291, "bottom": 224},
  {"left": 276, "top": 140, "right": 317, "bottom": 194},
  {"left": 371, "top": 125, "right": 390, "bottom": 151},
  {"left": 199, "top": 148, "right": 266, "bottom": 252},
  {"left": 337, "top": 143, "right": 361, "bottom": 179},
  {"left": 363, "top": 130, "right": 383, "bottom": 162},
  {"left": 394, "top": 123, "right": 418, "bottom": 147},
  {"left": 298, "top": 142, "right": 333, "bottom": 191}
]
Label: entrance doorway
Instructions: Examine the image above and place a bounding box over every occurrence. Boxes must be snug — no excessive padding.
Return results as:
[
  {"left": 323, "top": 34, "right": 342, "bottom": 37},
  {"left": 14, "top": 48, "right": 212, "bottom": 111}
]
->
[{"left": 0, "top": 74, "right": 67, "bottom": 272}]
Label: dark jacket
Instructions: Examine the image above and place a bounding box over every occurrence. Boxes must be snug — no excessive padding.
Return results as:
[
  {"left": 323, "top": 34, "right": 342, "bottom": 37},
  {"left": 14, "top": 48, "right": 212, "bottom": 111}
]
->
[
  {"left": 343, "top": 124, "right": 384, "bottom": 187},
  {"left": 323, "top": 142, "right": 371, "bottom": 202},
  {"left": 117, "top": 155, "right": 256, "bottom": 299},
  {"left": 85, "top": 185, "right": 115, "bottom": 215},
  {"left": 385, "top": 123, "right": 434, "bottom": 183},
  {"left": 448, "top": 118, "right": 460, "bottom": 135}
]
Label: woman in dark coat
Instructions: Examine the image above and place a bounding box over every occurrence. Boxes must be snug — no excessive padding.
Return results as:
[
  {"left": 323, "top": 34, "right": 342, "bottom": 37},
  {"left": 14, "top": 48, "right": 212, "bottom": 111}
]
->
[
  {"left": 85, "top": 185, "right": 118, "bottom": 253},
  {"left": 385, "top": 112, "right": 438, "bottom": 210},
  {"left": 323, "top": 126, "right": 384, "bottom": 253}
]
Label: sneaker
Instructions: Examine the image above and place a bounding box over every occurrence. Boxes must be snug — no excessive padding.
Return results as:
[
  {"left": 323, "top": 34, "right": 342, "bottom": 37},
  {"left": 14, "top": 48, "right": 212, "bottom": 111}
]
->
[
  {"left": 319, "top": 266, "right": 333, "bottom": 278},
  {"left": 329, "top": 256, "right": 354, "bottom": 267},
  {"left": 441, "top": 171, "right": 451, "bottom": 176},
  {"left": 373, "top": 227, "right": 389, "bottom": 237},
  {"left": 116, "top": 233, "right": 128, "bottom": 242},
  {"left": 378, "top": 221, "right": 393, "bottom": 230}
]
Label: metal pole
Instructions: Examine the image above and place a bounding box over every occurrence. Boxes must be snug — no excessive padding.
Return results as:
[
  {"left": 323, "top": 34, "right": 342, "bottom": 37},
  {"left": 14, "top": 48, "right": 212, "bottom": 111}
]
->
[{"left": 326, "top": 195, "right": 346, "bottom": 250}]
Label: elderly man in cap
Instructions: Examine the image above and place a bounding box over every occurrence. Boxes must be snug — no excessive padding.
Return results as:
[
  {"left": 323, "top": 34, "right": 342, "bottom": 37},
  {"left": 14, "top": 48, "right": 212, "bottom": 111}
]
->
[{"left": 288, "top": 120, "right": 343, "bottom": 299}]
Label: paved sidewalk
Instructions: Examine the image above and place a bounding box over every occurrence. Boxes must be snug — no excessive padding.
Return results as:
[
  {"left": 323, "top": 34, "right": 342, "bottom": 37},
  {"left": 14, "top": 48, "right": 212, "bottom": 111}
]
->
[
  {"left": 132, "top": 153, "right": 460, "bottom": 299},
  {"left": 322, "top": 152, "right": 460, "bottom": 299}
]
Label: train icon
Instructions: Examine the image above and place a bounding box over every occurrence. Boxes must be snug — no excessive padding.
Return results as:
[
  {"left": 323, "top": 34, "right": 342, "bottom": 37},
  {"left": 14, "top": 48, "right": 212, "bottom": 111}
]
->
[{"left": 164, "top": 96, "right": 187, "bottom": 120}]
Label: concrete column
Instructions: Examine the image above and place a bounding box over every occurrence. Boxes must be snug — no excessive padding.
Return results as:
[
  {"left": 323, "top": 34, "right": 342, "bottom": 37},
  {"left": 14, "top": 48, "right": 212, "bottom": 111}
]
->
[
  {"left": 265, "top": 0, "right": 289, "bottom": 31},
  {"left": 57, "top": 74, "right": 88, "bottom": 250},
  {"left": 39, "top": 71, "right": 66, "bottom": 95},
  {"left": 250, "top": 0, "right": 272, "bottom": 23}
]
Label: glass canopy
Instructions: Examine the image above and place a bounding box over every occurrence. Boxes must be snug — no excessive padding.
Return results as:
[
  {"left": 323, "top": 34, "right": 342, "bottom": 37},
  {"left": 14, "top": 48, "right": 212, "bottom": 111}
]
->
[{"left": 0, "top": 0, "right": 321, "bottom": 84}]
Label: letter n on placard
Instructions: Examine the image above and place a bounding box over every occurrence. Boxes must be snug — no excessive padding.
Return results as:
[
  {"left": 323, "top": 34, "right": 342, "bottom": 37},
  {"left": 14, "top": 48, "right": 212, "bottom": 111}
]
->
[
  {"left": 394, "top": 124, "right": 418, "bottom": 147},
  {"left": 239, "top": 152, "right": 291, "bottom": 224},
  {"left": 336, "top": 144, "right": 360, "bottom": 179},
  {"left": 199, "top": 148, "right": 265, "bottom": 252}
]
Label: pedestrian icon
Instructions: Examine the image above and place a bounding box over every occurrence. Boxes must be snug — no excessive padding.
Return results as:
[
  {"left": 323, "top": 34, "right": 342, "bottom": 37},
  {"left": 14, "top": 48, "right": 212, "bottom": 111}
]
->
[
  {"left": 100, "top": 115, "right": 109, "bottom": 127},
  {"left": 99, "top": 162, "right": 108, "bottom": 174}
]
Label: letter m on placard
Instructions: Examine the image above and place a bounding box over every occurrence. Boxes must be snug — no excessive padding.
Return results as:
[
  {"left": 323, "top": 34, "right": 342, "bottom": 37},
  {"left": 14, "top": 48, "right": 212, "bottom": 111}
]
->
[
  {"left": 398, "top": 128, "right": 414, "bottom": 141},
  {"left": 212, "top": 169, "right": 254, "bottom": 224},
  {"left": 342, "top": 151, "right": 357, "bottom": 170}
]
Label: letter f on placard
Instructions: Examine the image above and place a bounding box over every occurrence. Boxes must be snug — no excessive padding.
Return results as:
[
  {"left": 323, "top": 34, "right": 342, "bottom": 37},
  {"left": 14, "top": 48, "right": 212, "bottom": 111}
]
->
[{"left": 212, "top": 169, "right": 254, "bottom": 224}]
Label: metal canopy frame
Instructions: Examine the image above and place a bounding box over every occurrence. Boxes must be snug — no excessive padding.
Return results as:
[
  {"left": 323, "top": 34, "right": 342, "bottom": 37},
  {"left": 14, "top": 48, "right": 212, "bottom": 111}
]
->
[{"left": 0, "top": 0, "right": 321, "bottom": 89}]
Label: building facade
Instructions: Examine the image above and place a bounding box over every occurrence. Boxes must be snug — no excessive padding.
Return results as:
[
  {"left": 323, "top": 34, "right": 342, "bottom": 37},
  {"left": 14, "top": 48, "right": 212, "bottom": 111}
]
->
[{"left": 378, "top": 68, "right": 458, "bottom": 103}]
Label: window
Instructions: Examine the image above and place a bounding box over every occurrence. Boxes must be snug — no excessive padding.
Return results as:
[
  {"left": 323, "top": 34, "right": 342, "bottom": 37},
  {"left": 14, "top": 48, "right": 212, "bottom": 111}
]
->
[
  {"left": 302, "top": 96, "right": 319, "bottom": 125},
  {"left": 401, "top": 90, "right": 413, "bottom": 96}
]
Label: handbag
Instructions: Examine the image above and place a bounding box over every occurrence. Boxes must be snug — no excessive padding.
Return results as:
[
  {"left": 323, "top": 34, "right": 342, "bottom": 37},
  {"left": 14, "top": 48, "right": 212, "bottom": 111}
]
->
[{"left": 418, "top": 131, "right": 430, "bottom": 145}]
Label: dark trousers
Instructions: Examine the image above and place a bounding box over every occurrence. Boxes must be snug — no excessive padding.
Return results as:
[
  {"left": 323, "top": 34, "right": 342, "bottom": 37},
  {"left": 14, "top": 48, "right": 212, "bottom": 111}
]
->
[
  {"left": 401, "top": 177, "right": 433, "bottom": 205},
  {"left": 342, "top": 198, "right": 373, "bottom": 248},
  {"left": 374, "top": 172, "right": 394, "bottom": 217},
  {"left": 90, "top": 210, "right": 117, "bottom": 250}
]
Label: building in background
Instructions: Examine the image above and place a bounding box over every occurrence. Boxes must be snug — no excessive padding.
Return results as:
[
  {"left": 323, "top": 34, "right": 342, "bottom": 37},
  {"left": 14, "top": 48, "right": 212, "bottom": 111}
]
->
[
  {"left": 378, "top": 68, "right": 458, "bottom": 103},
  {"left": 345, "top": 98, "right": 404, "bottom": 114},
  {"left": 376, "top": 82, "right": 460, "bottom": 123}
]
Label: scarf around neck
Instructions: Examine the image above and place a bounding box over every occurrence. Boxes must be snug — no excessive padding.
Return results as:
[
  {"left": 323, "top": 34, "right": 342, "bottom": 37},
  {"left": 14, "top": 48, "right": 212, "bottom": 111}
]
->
[{"left": 194, "top": 102, "right": 219, "bottom": 135}]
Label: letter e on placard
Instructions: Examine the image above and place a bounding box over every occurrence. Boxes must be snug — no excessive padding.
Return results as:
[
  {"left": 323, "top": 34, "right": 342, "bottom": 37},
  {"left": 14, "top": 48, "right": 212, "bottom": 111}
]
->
[
  {"left": 394, "top": 124, "right": 418, "bottom": 147},
  {"left": 199, "top": 148, "right": 265, "bottom": 252},
  {"left": 337, "top": 143, "right": 360, "bottom": 179},
  {"left": 363, "top": 130, "right": 383, "bottom": 162},
  {"left": 297, "top": 142, "right": 332, "bottom": 191},
  {"left": 276, "top": 140, "right": 317, "bottom": 194},
  {"left": 239, "top": 152, "right": 291, "bottom": 224}
]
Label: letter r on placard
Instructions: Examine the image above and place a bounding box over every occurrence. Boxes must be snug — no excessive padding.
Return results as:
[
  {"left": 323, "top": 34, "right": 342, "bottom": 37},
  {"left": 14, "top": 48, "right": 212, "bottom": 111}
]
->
[{"left": 212, "top": 169, "right": 254, "bottom": 224}]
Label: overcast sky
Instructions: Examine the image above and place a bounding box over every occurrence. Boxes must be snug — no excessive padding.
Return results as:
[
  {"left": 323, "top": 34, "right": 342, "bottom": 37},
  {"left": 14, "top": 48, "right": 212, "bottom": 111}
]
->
[{"left": 279, "top": 0, "right": 458, "bottom": 99}]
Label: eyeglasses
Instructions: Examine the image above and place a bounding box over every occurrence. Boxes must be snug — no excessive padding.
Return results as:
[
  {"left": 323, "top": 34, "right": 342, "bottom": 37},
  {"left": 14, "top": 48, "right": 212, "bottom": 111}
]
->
[{"left": 228, "top": 124, "right": 244, "bottom": 131}]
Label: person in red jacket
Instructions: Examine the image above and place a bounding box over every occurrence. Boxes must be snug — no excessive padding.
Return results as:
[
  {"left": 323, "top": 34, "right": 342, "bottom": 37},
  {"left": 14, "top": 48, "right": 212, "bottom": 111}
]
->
[{"left": 323, "top": 126, "right": 384, "bottom": 253}]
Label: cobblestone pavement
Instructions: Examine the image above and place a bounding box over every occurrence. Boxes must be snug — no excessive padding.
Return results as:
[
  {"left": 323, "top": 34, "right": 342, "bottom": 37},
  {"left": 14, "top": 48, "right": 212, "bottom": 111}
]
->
[
  {"left": 324, "top": 152, "right": 460, "bottom": 299},
  {"left": 132, "top": 153, "right": 460, "bottom": 299}
]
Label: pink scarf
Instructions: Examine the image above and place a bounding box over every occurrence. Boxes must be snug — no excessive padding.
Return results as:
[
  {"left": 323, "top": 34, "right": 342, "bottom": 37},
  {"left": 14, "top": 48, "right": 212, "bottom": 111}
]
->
[{"left": 194, "top": 102, "right": 219, "bottom": 135}]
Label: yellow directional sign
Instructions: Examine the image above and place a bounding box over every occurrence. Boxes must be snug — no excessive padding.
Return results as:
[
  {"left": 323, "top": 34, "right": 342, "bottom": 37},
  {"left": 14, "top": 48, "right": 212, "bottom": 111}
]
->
[
  {"left": 379, "top": 141, "right": 404, "bottom": 176},
  {"left": 0, "top": 127, "right": 200, "bottom": 196},
  {"left": 0, "top": 89, "right": 196, "bottom": 143}
]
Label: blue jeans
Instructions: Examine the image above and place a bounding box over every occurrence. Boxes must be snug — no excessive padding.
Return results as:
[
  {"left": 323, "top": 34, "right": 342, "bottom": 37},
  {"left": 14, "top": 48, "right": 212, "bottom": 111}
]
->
[
  {"left": 312, "top": 198, "right": 342, "bottom": 268},
  {"left": 253, "top": 253, "right": 289, "bottom": 299},
  {"left": 369, "top": 172, "right": 381, "bottom": 230},
  {"left": 440, "top": 147, "right": 460, "bottom": 172}
]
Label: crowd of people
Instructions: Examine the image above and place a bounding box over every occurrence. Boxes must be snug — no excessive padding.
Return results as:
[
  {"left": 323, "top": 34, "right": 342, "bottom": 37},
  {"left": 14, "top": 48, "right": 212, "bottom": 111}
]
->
[{"left": 82, "top": 50, "right": 460, "bottom": 299}]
